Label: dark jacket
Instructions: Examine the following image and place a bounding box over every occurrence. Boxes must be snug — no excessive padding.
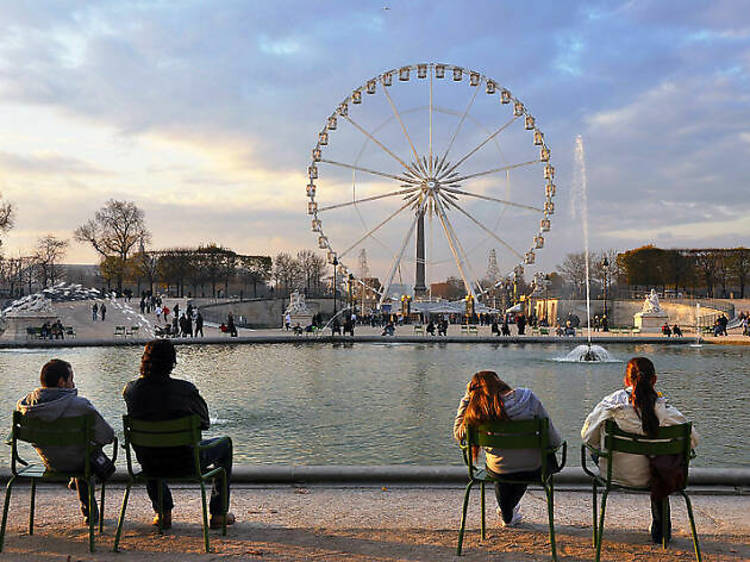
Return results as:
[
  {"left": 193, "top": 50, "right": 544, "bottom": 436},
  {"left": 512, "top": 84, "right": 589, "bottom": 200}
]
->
[
  {"left": 123, "top": 376, "right": 210, "bottom": 474},
  {"left": 16, "top": 388, "right": 114, "bottom": 472}
]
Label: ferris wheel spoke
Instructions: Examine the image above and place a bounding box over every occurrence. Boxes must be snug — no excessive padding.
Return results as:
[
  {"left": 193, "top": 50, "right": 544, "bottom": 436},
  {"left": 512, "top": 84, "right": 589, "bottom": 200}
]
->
[
  {"left": 338, "top": 192, "right": 422, "bottom": 259},
  {"left": 432, "top": 196, "right": 477, "bottom": 299},
  {"left": 317, "top": 187, "right": 420, "bottom": 213},
  {"left": 440, "top": 82, "right": 481, "bottom": 166},
  {"left": 377, "top": 199, "right": 427, "bottom": 308},
  {"left": 320, "top": 158, "right": 419, "bottom": 184},
  {"left": 381, "top": 84, "right": 423, "bottom": 174},
  {"left": 435, "top": 196, "right": 484, "bottom": 296},
  {"left": 439, "top": 116, "right": 518, "bottom": 180},
  {"left": 440, "top": 194, "right": 525, "bottom": 261},
  {"left": 428, "top": 65, "right": 433, "bottom": 174},
  {"left": 444, "top": 159, "right": 538, "bottom": 184},
  {"left": 341, "top": 114, "right": 413, "bottom": 173},
  {"left": 440, "top": 186, "right": 542, "bottom": 212}
]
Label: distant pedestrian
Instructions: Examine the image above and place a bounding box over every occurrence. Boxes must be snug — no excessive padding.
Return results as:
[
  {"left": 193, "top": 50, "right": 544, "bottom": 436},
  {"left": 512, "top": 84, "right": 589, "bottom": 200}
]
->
[
  {"left": 285, "top": 313, "right": 291, "bottom": 331},
  {"left": 195, "top": 312, "right": 204, "bottom": 337},
  {"left": 155, "top": 305, "right": 163, "bottom": 322},
  {"left": 163, "top": 305, "right": 170, "bottom": 324},
  {"left": 100, "top": 303, "right": 107, "bottom": 321},
  {"left": 139, "top": 298, "right": 146, "bottom": 314},
  {"left": 227, "top": 313, "right": 238, "bottom": 337},
  {"left": 92, "top": 303, "right": 98, "bottom": 321}
]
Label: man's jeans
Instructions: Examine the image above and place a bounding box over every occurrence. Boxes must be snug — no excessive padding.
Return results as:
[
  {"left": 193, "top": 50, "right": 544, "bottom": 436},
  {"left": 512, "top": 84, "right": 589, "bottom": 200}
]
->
[{"left": 146, "top": 436, "right": 233, "bottom": 515}]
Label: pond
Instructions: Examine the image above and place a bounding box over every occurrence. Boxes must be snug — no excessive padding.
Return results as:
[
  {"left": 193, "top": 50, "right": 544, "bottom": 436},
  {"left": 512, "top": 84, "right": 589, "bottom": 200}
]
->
[{"left": 0, "top": 342, "right": 747, "bottom": 468}]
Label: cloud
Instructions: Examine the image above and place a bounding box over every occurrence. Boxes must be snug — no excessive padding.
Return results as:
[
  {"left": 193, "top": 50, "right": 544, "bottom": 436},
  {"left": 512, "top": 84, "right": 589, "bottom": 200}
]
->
[{"left": 0, "top": 151, "right": 105, "bottom": 176}]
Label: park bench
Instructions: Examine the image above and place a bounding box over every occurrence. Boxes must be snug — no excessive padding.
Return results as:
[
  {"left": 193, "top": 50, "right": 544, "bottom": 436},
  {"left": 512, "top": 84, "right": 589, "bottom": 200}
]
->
[
  {"left": 460, "top": 325, "right": 469, "bottom": 335},
  {"left": 114, "top": 326, "right": 127, "bottom": 337},
  {"left": 467, "top": 325, "right": 478, "bottom": 336},
  {"left": 25, "top": 327, "right": 43, "bottom": 340},
  {"left": 128, "top": 326, "right": 140, "bottom": 338},
  {"left": 413, "top": 325, "right": 425, "bottom": 335},
  {"left": 64, "top": 326, "right": 76, "bottom": 338}
]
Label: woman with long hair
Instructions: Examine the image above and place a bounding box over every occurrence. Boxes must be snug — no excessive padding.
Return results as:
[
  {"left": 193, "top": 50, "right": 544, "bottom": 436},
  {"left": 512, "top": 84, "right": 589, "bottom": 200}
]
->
[
  {"left": 453, "top": 370, "right": 562, "bottom": 526},
  {"left": 581, "top": 357, "right": 699, "bottom": 544}
]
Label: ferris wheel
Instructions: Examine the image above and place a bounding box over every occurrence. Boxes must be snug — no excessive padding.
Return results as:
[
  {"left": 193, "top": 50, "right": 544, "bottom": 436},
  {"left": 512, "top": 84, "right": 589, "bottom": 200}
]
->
[{"left": 306, "top": 62, "right": 555, "bottom": 308}]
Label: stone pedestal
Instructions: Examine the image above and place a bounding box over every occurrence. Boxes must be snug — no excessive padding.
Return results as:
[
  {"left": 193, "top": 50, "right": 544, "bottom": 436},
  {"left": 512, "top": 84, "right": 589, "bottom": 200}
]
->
[
  {"left": 289, "top": 313, "right": 313, "bottom": 329},
  {"left": 1, "top": 313, "right": 59, "bottom": 340},
  {"left": 634, "top": 311, "right": 668, "bottom": 333}
]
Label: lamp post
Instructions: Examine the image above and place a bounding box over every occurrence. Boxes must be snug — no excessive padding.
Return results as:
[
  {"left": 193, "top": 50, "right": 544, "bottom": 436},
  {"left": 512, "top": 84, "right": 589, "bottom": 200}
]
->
[
  {"left": 348, "top": 273, "right": 354, "bottom": 313},
  {"left": 332, "top": 256, "right": 338, "bottom": 316},
  {"left": 544, "top": 274, "right": 550, "bottom": 324},
  {"left": 602, "top": 257, "right": 609, "bottom": 331}
]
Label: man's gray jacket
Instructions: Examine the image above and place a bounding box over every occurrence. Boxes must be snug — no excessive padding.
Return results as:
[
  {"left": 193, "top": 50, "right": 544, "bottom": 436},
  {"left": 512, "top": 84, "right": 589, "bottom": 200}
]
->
[{"left": 16, "top": 387, "right": 115, "bottom": 472}]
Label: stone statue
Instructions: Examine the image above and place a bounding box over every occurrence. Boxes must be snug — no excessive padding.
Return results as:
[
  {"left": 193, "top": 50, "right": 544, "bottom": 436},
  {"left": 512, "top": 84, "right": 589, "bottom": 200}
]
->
[
  {"left": 286, "top": 290, "right": 311, "bottom": 315},
  {"left": 641, "top": 289, "right": 662, "bottom": 314}
]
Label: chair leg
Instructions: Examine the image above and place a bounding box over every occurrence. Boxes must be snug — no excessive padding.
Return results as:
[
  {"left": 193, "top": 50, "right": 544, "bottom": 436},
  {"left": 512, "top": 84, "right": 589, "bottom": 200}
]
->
[
  {"left": 595, "top": 489, "right": 610, "bottom": 562},
  {"left": 480, "top": 481, "right": 486, "bottom": 540},
  {"left": 456, "top": 481, "right": 474, "bottom": 556},
  {"left": 545, "top": 480, "right": 557, "bottom": 561},
  {"left": 88, "top": 478, "right": 95, "bottom": 552},
  {"left": 28, "top": 480, "right": 36, "bottom": 535},
  {"left": 0, "top": 476, "right": 17, "bottom": 552},
  {"left": 112, "top": 482, "right": 131, "bottom": 552},
  {"left": 199, "top": 480, "right": 210, "bottom": 553},
  {"left": 222, "top": 469, "right": 228, "bottom": 536},
  {"left": 681, "top": 491, "right": 702, "bottom": 562},
  {"left": 99, "top": 481, "right": 106, "bottom": 534},
  {"left": 661, "top": 498, "right": 669, "bottom": 550},
  {"left": 591, "top": 483, "right": 598, "bottom": 547}
]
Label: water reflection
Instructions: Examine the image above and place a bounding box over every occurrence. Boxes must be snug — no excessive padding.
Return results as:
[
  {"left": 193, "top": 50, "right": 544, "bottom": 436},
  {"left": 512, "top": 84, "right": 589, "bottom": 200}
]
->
[{"left": 0, "top": 343, "right": 746, "bottom": 468}]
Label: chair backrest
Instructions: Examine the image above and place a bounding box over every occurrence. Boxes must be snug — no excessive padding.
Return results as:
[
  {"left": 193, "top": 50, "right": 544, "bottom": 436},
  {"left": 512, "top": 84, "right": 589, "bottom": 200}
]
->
[
  {"left": 121, "top": 415, "right": 203, "bottom": 477},
  {"left": 10, "top": 411, "right": 94, "bottom": 476},
  {"left": 601, "top": 419, "right": 692, "bottom": 483},
  {"left": 464, "top": 418, "right": 551, "bottom": 478}
]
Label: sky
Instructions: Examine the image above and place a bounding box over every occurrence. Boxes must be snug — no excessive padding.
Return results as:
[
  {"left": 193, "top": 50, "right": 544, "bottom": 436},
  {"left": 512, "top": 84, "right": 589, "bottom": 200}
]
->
[{"left": 0, "top": 0, "right": 748, "bottom": 283}]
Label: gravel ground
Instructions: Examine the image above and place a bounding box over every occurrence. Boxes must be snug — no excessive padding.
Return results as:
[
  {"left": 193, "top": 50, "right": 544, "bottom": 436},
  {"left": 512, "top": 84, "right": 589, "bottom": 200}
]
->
[{"left": 0, "top": 483, "right": 747, "bottom": 560}]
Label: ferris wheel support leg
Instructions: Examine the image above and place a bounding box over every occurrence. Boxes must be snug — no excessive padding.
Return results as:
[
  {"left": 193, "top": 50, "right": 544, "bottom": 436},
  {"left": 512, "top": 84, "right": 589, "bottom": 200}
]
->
[
  {"left": 377, "top": 200, "right": 427, "bottom": 310},
  {"left": 433, "top": 196, "right": 477, "bottom": 301},
  {"left": 436, "top": 196, "right": 484, "bottom": 298}
]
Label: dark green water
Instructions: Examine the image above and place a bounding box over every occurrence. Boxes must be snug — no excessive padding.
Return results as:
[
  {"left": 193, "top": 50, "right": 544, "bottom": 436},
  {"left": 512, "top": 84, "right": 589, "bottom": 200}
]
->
[{"left": 0, "top": 342, "right": 747, "bottom": 467}]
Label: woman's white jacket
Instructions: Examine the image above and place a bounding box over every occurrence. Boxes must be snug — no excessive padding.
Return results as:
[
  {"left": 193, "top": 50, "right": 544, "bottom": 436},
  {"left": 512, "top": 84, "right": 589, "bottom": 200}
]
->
[{"left": 580, "top": 388, "right": 699, "bottom": 487}]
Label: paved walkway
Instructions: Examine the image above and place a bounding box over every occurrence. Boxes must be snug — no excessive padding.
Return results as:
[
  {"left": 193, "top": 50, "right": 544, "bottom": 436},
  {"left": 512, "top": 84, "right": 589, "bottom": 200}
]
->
[{"left": 0, "top": 484, "right": 746, "bottom": 560}]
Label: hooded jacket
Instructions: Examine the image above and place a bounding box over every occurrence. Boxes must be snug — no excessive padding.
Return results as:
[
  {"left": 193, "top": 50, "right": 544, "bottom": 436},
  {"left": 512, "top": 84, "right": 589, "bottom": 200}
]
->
[
  {"left": 581, "top": 388, "right": 699, "bottom": 487},
  {"left": 454, "top": 387, "right": 562, "bottom": 474},
  {"left": 16, "top": 387, "right": 115, "bottom": 473}
]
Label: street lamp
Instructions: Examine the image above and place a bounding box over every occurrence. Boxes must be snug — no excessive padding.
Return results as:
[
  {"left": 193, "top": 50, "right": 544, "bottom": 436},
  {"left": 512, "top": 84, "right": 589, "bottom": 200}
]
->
[
  {"left": 332, "top": 256, "right": 338, "bottom": 316},
  {"left": 543, "top": 274, "right": 551, "bottom": 324},
  {"left": 602, "top": 257, "right": 609, "bottom": 331},
  {"left": 348, "top": 273, "right": 354, "bottom": 313}
]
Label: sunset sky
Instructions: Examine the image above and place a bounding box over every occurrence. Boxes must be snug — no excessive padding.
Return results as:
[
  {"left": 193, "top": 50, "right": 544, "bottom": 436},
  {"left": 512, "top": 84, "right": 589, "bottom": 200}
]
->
[{"left": 0, "top": 1, "right": 748, "bottom": 279}]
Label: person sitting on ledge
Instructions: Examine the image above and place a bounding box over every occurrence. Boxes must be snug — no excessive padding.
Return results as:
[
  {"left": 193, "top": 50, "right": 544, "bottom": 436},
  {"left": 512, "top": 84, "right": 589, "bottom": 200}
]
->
[
  {"left": 581, "top": 357, "right": 698, "bottom": 544},
  {"left": 661, "top": 322, "right": 672, "bottom": 337},
  {"left": 17, "top": 359, "right": 115, "bottom": 525},
  {"left": 672, "top": 324, "right": 683, "bottom": 337},
  {"left": 123, "top": 339, "right": 235, "bottom": 530},
  {"left": 454, "top": 370, "right": 562, "bottom": 527}
]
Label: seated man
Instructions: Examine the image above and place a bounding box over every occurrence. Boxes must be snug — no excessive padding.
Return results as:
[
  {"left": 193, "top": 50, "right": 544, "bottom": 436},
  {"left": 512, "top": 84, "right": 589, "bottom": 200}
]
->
[
  {"left": 123, "top": 339, "right": 234, "bottom": 530},
  {"left": 16, "top": 359, "right": 114, "bottom": 525}
]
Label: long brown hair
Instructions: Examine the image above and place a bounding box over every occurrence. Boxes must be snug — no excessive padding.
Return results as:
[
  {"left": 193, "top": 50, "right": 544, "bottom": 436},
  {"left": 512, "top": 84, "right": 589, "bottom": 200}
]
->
[
  {"left": 625, "top": 357, "right": 659, "bottom": 436},
  {"left": 463, "top": 371, "right": 513, "bottom": 458}
]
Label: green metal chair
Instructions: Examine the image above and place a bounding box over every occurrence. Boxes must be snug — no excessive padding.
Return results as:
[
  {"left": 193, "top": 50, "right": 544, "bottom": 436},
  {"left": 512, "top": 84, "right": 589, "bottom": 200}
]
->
[
  {"left": 457, "top": 417, "right": 567, "bottom": 559},
  {"left": 0, "top": 411, "right": 116, "bottom": 553},
  {"left": 113, "top": 415, "right": 228, "bottom": 553},
  {"left": 582, "top": 420, "right": 701, "bottom": 561}
]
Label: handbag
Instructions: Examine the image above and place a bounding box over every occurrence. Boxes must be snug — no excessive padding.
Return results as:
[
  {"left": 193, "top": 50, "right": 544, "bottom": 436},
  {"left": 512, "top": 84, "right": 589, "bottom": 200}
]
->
[{"left": 90, "top": 448, "right": 116, "bottom": 481}]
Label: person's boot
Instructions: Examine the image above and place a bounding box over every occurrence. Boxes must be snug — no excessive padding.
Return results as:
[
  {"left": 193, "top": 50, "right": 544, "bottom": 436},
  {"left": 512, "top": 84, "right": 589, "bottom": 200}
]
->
[
  {"left": 152, "top": 511, "right": 172, "bottom": 530},
  {"left": 209, "top": 512, "right": 235, "bottom": 529}
]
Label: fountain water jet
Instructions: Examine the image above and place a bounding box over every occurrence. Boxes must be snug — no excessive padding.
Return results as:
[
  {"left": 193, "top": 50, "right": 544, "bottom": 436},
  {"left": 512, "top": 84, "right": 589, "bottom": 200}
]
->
[{"left": 570, "top": 135, "right": 608, "bottom": 362}]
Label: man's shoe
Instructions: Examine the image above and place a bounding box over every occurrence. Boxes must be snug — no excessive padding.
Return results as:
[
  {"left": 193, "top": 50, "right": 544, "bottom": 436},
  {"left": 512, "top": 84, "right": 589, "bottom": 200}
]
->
[
  {"left": 497, "top": 505, "right": 523, "bottom": 527},
  {"left": 82, "top": 504, "right": 99, "bottom": 527},
  {"left": 152, "top": 511, "right": 172, "bottom": 530},
  {"left": 209, "top": 512, "right": 235, "bottom": 529}
]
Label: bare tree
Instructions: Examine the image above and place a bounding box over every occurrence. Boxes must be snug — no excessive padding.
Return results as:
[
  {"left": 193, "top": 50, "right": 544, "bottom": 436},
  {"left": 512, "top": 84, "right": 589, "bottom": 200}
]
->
[
  {"left": 557, "top": 252, "right": 587, "bottom": 298},
  {"left": 728, "top": 247, "right": 750, "bottom": 298},
  {"left": 32, "top": 235, "right": 69, "bottom": 288},
  {"left": 296, "top": 249, "right": 325, "bottom": 293},
  {"left": 273, "top": 253, "right": 302, "bottom": 295},
  {"left": 0, "top": 192, "right": 13, "bottom": 239},
  {"left": 74, "top": 199, "right": 150, "bottom": 289}
]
